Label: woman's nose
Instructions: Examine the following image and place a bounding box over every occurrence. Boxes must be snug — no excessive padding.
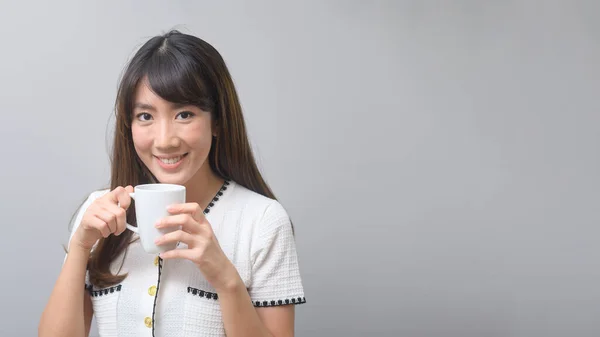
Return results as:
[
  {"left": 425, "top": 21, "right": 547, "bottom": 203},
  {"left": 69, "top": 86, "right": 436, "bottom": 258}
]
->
[{"left": 154, "top": 122, "right": 181, "bottom": 149}]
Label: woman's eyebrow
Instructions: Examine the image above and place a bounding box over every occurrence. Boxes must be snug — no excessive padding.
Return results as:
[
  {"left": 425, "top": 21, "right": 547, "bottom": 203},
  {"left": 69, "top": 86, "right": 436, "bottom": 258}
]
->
[
  {"left": 133, "top": 102, "right": 155, "bottom": 111},
  {"left": 170, "top": 102, "right": 193, "bottom": 110},
  {"left": 133, "top": 102, "right": 195, "bottom": 112}
]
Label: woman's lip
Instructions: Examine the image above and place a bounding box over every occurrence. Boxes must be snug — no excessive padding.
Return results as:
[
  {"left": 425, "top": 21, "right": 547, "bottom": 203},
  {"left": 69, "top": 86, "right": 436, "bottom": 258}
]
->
[
  {"left": 155, "top": 153, "right": 188, "bottom": 159},
  {"left": 155, "top": 153, "right": 188, "bottom": 170}
]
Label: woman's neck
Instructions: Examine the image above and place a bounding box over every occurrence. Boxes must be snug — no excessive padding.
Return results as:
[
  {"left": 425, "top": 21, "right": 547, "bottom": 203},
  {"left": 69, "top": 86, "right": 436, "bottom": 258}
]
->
[{"left": 184, "top": 165, "right": 225, "bottom": 211}]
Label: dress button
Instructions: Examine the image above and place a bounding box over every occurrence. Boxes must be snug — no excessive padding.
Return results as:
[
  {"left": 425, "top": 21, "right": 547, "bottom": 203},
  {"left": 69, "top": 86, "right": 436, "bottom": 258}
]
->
[
  {"left": 144, "top": 317, "right": 152, "bottom": 328},
  {"left": 148, "top": 285, "right": 157, "bottom": 296},
  {"left": 154, "top": 256, "right": 159, "bottom": 266}
]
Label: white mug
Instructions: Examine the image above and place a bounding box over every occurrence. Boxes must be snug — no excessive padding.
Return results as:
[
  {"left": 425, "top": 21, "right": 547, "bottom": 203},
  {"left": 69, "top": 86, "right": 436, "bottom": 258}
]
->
[{"left": 124, "top": 183, "right": 186, "bottom": 254}]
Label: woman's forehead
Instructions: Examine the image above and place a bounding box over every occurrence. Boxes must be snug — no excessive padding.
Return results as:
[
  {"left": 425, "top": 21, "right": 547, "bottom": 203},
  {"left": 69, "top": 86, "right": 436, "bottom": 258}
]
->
[
  {"left": 133, "top": 80, "right": 163, "bottom": 107},
  {"left": 133, "top": 81, "right": 191, "bottom": 110}
]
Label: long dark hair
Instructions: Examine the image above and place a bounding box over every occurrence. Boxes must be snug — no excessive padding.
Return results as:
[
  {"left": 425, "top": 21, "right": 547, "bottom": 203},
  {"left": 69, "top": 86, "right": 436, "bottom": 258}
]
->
[{"left": 88, "top": 30, "right": 277, "bottom": 288}]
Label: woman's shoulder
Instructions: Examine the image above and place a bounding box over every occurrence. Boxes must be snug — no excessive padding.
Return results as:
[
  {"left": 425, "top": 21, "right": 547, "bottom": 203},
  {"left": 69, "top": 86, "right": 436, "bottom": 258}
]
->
[
  {"left": 222, "top": 182, "right": 293, "bottom": 242},
  {"left": 226, "top": 181, "right": 289, "bottom": 219}
]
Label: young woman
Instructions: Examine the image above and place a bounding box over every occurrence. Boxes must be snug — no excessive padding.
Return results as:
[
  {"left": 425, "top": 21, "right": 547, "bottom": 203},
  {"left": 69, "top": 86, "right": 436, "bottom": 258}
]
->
[{"left": 39, "top": 30, "right": 306, "bottom": 337}]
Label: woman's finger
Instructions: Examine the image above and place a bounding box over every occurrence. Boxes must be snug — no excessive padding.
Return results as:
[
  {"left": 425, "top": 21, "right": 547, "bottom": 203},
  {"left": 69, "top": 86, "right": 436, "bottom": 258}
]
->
[
  {"left": 95, "top": 209, "right": 118, "bottom": 234},
  {"left": 155, "top": 230, "right": 194, "bottom": 246},
  {"left": 155, "top": 214, "right": 200, "bottom": 234},
  {"left": 90, "top": 216, "right": 111, "bottom": 238},
  {"left": 104, "top": 186, "right": 126, "bottom": 204},
  {"left": 159, "top": 248, "right": 195, "bottom": 261},
  {"left": 102, "top": 204, "right": 127, "bottom": 236},
  {"left": 166, "top": 203, "right": 205, "bottom": 222},
  {"left": 115, "top": 185, "right": 134, "bottom": 211}
]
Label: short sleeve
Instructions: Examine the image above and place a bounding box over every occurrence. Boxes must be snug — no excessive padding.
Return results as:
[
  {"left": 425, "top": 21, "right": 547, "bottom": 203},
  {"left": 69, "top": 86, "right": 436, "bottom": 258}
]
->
[{"left": 248, "top": 201, "right": 306, "bottom": 307}]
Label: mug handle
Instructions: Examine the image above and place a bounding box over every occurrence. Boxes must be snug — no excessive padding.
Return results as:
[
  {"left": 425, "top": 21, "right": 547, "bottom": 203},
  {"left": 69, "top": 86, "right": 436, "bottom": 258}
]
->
[{"left": 122, "top": 192, "right": 138, "bottom": 234}]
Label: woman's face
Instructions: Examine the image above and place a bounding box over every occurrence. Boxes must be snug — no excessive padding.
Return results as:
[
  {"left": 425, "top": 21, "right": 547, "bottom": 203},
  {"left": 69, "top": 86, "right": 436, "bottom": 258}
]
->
[{"left": 131, "top": 80, "right": 215, "bottom": 186}]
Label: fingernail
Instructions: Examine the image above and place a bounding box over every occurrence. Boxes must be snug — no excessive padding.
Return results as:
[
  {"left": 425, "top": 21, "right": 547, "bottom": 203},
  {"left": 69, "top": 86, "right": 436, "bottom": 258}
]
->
[
  {"left": 166, "top": 205, "right": 174, "bottom": 211},
  {"left": 155, "top": 220, "right": 161, "bottom": 228},
  {"left": 154, "top": 237, "right": 161, "bottom": 244}
]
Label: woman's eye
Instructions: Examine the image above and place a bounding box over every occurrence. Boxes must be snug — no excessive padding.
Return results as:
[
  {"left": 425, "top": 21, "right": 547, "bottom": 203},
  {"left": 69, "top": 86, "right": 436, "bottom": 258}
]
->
[
  {"left": 176, "top": 111, "right": 195, "bottom": 120},
  {"left": 136, "top": 113, "right": 152, "bottom": 121}
]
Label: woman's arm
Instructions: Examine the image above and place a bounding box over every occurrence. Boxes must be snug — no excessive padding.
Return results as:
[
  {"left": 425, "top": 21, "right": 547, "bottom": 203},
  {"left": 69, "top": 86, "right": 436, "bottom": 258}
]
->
[
  {"left": 38, "top": 245, "right": 93, "bottom": 337},
  {"left": 39, "top": 187, "right": 132, "bottom": 337},
  {"left": 217, "top": 277, "right": 295, "bottom": 337},
  {"left": 157, "top": 201, "right": 299, "bottom": 337}
]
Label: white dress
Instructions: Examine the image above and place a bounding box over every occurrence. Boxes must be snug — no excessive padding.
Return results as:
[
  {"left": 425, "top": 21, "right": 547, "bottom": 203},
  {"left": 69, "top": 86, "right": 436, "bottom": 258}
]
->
[{"left": 67, "top": 180, "right": 306, "bottom": 337}]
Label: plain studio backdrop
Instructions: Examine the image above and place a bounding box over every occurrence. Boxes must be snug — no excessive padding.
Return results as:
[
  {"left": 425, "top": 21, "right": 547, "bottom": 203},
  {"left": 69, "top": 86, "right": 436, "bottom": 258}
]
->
[{"left": 0, "top": 1, "right": 599, "bottom": 336}]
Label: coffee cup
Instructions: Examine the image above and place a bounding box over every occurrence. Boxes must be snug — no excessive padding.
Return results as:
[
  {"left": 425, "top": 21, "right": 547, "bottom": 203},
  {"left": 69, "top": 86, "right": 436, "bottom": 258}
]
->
[{"left": 123, "top": 183, "right": 186, "bottom": 254}]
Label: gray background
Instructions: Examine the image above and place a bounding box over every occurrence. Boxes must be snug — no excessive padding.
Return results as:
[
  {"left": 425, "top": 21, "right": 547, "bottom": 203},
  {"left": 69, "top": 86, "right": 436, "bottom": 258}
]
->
[{"left": 1, "top": 1, "right": 598, "bottom": 336}]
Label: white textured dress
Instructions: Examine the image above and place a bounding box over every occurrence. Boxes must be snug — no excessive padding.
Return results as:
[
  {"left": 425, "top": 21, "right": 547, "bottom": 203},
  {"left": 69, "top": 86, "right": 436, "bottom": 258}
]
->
[{"left": 67, "top": 180, "right": 306, "bottom": 337}]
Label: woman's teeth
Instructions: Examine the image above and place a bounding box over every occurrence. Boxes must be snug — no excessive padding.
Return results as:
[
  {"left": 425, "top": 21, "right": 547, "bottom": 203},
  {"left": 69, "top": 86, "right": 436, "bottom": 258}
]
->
[{"left": 159, "top": 155, "right": 184, "bottom": 164}]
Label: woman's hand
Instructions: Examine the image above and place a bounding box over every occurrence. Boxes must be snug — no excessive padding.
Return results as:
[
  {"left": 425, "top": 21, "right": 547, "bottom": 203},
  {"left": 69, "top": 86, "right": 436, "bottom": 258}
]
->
[
  {"left": 70, "top": 186, "right": 134, "bottom": 252},
  {"left": 155, "top": 203, "right": 241, "bottom": 292}
]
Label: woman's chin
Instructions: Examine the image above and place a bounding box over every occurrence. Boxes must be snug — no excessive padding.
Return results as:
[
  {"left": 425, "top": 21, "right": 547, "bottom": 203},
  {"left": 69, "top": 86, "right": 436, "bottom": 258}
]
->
[{"left": 151, "top": 173, "right": 189, "bottom": 186}]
